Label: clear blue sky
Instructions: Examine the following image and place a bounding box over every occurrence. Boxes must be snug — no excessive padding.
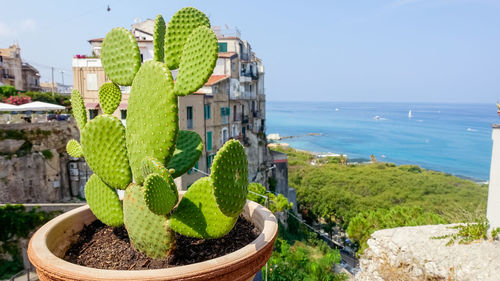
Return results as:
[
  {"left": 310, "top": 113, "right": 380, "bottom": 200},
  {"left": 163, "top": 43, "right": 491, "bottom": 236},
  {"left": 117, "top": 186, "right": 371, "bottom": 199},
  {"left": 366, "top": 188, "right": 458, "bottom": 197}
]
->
[{"left": 1, "top": 0, "right": 499, "bottom": 103}]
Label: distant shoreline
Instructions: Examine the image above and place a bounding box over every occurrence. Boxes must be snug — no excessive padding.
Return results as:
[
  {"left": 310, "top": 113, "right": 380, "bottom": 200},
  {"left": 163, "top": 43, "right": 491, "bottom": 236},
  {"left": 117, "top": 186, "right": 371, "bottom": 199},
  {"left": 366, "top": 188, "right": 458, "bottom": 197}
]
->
[{"left": 269, "top": 141, "right": 488, "bottom": 185}]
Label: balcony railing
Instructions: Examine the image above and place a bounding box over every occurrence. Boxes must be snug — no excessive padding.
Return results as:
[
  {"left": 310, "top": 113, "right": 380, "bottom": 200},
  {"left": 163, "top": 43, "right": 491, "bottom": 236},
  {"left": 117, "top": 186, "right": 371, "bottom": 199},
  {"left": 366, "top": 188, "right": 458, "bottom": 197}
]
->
[
  {"left": 2, "top": 73, "right": 14, "bottom": 79},
  {"left": 242, "top": 115, "right": 249, "bottom": 124}
]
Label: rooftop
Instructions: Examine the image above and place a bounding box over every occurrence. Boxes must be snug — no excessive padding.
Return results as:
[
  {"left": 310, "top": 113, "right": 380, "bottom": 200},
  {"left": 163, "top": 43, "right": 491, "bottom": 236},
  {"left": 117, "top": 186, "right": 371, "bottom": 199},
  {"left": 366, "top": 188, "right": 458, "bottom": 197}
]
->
[
  {"left": 204, "top": 75, "right": 229, "bottom": 86},
  {"left": 218, "top": 52, "right": 237, "bottom": 59}
]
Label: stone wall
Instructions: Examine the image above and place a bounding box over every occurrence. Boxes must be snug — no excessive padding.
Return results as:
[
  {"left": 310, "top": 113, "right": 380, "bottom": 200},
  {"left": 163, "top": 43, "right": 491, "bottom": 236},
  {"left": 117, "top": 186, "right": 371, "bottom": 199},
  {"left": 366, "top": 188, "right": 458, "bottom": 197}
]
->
[
  {"left": 245, "top": 130, "right": 274, "bottom": 186},
  {"left": 356, "top": 224, "right": 500, "bottom": 281},
  {"left": 0, "top": 121, "right": 80, "bottom": 203}
]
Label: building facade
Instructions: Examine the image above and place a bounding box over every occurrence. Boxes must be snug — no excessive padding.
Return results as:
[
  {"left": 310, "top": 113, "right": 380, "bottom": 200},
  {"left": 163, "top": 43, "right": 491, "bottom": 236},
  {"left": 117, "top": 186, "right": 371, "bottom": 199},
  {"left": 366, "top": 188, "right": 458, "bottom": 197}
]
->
[
  {"left": 40, "top": 82, "right": 73, "bottom": 95},
  {"left": 72, "top": 21, "right": 270, "bottom": 190},
  {"left": 0, "top": 44, "right": 41, "bottom": 91}
]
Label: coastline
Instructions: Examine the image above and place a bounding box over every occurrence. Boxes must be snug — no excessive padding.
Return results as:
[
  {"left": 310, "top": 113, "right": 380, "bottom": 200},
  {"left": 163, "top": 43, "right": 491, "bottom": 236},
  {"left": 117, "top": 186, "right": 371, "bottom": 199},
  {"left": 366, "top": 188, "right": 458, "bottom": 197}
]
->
[{"left": 268, "top": 140, "right": 488, "bottom": 185}]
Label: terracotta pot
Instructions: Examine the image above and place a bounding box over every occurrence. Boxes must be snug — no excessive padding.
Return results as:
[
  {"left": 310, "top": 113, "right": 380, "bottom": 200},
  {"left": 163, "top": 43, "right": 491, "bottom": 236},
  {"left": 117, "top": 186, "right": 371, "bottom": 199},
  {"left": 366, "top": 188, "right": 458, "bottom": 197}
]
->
[{"left": 28, "top": 199, "right": 278, "bottom": 281}]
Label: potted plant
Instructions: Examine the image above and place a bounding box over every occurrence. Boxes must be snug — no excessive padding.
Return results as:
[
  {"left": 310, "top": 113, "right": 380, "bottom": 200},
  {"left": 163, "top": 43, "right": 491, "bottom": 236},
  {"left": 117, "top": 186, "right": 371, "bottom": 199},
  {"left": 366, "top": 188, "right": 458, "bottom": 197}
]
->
[{"left": 28, "top": 7, "right": 277, "bottom": 281}]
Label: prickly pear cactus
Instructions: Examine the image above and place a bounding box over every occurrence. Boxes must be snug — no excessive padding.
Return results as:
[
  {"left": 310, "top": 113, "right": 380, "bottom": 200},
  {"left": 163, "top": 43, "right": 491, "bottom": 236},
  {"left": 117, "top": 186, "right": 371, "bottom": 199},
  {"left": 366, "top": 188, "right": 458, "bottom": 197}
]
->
[{"left": 68, "top": 7, "right": 252, "bottom": 259}]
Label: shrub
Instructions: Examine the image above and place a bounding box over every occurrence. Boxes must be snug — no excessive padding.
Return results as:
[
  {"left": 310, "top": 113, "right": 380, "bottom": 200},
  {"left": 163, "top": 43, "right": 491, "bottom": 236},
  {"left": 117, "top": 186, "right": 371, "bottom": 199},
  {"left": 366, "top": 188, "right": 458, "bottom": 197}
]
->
[
  {"left": 347, "top": 206, "right": 447, "bottom": 254},
  {"left": 0, "top": 205, "right": 58, "bottom": 279}
]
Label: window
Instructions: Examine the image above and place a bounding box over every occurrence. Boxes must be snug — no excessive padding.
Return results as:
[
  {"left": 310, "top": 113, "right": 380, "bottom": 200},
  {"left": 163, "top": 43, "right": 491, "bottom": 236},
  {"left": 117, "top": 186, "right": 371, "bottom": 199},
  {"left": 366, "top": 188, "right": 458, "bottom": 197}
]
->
[
  {"left": 207, "top": 131, "right": 212, "bottom": 151},
  {"left": 220, "top": 107, "right": 229, "bottom": 124},
  {"left": 140, "top": 54, "right": 144, "bottom": 62},
  {"left": 187, "top": 106, "right": 193, "bottom": 129},
  {"left": 218, "top": 42, "right": 227, "bottom": 52},
  {"left": 232, "top": 124, "right": 238, "bottom": 137},
  {"left": 121, "top": 110, "right": 127, "bottom": 120},
  {"left": 206, "top": 154, "right": 215, "bottom": 169},
  {"left": 204, "top": 104, "right": 211, "bottom": 120},
  {"left": 86, "top": 73, "right": 98, "bottom": 91},
  {"left": 249, "top": 84, "right": 253, "bottom": 93},
  {"left": 89, "top": 109, "right": 98, "bottom": 120},
  {"left": 233, "top": 105, "right": 237, "bottom": 121},
  {"left": 220, "top": 107, "right": 230, "bottom": 116},
  {"left": 222, "top": 128, "right": 229, "bottom": 144}
]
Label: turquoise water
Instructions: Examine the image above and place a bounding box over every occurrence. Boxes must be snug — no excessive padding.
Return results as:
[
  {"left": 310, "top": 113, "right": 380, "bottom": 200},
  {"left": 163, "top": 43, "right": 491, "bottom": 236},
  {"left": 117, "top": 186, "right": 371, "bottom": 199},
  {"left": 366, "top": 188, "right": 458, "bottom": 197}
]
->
[{"left": 266, "top": 101, "right": 498, "bottom": 181}]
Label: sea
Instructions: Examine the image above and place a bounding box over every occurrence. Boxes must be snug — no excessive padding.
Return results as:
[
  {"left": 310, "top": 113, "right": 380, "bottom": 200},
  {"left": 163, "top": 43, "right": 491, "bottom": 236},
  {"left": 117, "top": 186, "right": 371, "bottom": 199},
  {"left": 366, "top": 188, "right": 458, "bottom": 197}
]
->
[{"left": 266, "top": 101, "right": 499, "bottom": 182}]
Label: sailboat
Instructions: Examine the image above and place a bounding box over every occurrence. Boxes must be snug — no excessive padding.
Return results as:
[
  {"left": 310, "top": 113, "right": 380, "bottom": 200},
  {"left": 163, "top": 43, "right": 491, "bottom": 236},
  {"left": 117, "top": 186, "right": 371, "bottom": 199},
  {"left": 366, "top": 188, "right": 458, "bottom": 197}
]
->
[{"left": 408, "top": 110, "right": 412, "bottom": 118}]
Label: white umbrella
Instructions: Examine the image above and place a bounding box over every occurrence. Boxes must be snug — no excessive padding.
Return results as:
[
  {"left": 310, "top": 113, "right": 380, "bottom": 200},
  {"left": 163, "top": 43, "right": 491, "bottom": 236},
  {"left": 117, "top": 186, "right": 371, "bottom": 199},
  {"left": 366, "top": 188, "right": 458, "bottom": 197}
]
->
[
  {"left": 0, "top": 102, "right": 20, "bottom": 112},
  {"left": 16, "top": 101, "right": 66, "bottom": 111}
]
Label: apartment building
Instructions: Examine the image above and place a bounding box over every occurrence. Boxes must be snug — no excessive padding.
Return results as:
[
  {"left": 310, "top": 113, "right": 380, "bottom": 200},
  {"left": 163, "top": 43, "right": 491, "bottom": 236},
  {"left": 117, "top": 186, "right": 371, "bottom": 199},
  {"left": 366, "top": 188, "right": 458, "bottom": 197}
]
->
[
  {"left": 0, "top": 44, "right": 41, "bottom": 91},
  {"left": 72, "top": 21, "right": 269, "bottom": 190}
]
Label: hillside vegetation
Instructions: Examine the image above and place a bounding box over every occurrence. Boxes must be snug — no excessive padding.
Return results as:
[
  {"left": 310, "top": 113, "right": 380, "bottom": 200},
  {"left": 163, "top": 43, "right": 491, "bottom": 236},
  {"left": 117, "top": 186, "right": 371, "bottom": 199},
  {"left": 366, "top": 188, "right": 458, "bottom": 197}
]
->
[{"left": 271, "top": 146, "right": 488, "bottom": 252}]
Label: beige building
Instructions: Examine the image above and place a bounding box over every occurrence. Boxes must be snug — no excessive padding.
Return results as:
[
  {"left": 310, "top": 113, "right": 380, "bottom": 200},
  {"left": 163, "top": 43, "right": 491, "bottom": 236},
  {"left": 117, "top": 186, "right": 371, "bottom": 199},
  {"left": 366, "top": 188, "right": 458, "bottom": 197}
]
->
[
  {"left": 0, "top": 44, "right": 41, "bottom": 91},
  {"left": 72, "top": 21, "right": 269, "bottom": 190}
]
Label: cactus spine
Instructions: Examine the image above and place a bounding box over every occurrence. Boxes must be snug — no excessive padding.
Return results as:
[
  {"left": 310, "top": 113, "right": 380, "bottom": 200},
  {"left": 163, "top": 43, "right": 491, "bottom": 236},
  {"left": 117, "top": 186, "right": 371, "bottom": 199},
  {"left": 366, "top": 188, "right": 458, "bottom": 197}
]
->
[{"left": 67, "top": 7, "right": 249, "bottom": 259}]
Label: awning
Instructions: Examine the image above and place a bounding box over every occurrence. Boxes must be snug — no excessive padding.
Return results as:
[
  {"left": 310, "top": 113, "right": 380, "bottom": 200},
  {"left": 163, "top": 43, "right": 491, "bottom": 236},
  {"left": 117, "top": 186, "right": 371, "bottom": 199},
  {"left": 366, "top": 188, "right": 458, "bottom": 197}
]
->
[
  {"left": 85, "top": 103, "right": 100, "bottom": 109},
  {"left": 0, "top": 102, "right": 19, "bottom": 112},
  {"left": 16, "top": 101, "right": 66, "bottom": 111}
]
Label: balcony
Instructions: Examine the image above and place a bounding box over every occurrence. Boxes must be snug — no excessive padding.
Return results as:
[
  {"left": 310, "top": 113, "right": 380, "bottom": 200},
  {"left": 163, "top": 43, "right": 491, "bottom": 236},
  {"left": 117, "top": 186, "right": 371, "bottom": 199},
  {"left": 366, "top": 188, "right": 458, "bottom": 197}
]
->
[
  {"left": 240, "top": 71, "right": 258, "bottom": 81},
  {"left": 252, "top": 110, "right": 262, "bottom": 119},
  {"left": 2, "top": 73, "right": 14, "bottom": 79},
  {"left": 242, "top": 115, "right": 249, "bottom": 124},
  {"left": 239, "top": 75, "right": 252, "bottom": 83}
]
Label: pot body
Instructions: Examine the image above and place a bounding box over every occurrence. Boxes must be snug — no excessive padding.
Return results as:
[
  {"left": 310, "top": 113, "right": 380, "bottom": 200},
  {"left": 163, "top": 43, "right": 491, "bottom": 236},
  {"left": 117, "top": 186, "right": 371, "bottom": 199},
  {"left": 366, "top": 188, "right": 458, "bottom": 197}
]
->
[{"left": 28, "top": 199, "right": 277, "bottom": 281}]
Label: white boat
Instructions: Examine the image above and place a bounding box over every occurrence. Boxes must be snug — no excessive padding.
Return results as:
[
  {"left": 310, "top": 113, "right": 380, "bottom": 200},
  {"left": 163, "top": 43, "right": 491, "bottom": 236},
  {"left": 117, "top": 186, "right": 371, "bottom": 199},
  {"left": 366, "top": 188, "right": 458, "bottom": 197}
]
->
[{"left": 408, "top": 110, "right": 412, "bottom": 118}]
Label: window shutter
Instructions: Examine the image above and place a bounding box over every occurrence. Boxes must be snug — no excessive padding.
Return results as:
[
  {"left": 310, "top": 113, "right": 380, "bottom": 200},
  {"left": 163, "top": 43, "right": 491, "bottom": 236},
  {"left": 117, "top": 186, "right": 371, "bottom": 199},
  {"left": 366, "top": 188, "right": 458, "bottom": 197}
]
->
[{"left": 207, "top": 131, "right": 212, "bottom": 151}]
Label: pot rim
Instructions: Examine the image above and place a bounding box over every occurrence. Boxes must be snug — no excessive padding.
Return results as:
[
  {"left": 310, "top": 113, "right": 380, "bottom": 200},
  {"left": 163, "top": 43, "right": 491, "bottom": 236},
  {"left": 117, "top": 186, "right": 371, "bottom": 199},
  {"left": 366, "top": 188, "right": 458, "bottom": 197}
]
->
[{"left": 28, "top": 199, "right": 277, "bottom": 280}]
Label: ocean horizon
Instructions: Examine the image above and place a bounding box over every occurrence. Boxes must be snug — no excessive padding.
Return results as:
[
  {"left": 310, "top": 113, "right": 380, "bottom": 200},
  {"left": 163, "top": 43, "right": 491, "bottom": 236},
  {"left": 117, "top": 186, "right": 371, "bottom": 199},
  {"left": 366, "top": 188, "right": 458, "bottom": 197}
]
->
[{"left": 266, "top": 101, "right": 498, "bottom": 182}]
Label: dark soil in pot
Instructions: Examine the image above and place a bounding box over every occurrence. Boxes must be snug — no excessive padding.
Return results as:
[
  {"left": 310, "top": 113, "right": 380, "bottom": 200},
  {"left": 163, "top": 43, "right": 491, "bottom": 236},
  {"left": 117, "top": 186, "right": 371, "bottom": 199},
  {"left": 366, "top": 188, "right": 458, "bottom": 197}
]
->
[{"left": 64, "top": 216, "right": 260, "bottom": 270}]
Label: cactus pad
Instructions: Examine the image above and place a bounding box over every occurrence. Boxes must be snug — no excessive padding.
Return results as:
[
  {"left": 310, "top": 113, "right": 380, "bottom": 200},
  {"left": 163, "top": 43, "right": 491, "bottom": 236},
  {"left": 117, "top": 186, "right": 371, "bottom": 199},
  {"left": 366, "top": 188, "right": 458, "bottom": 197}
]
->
[
  {"left": 154, "top": 15, "right": 166, "bottom": 62},
  {"left": 126, "top": 60, "right": 178, "bottom": 184},
  {"left": 141, "top": 157, "right": 179, "bottom": 205},
  {"left": 211, "top": 139, "right": 248, "bottom": 217},
  {"left": 169, "top": 177, "right": 238, "bottom": 239},
  {"left": 81, "top": 115, "right": 132, "bottom": 189},
  {"left": 164, "top": 7, "right": 210, "bottom": 70},
  {"left": 123, "top": 183, "right": 175, "bottom": 258},
  {"left": 70, "top": 89, "right": 86, "bottom": 130},
  {"left": 66, "top": 139, "right": 83, "bottom": 158},
  {"left": 98, "top": 82, "right": 122, "bottom": 114},
  {"left": 174, "top": 26, "right": 219, "bottom": 96},
  {"left": 85, "top": 174, "right": 123, "bottom": 227},
  {"left": 166, "top": 130, "right": 203, "bottom": 178},
  {"left": 101, "top": 27, "right": 141, "bottom": 86},
  {"left": 144, "top": 173, "right": 177, "bottom": 215}
]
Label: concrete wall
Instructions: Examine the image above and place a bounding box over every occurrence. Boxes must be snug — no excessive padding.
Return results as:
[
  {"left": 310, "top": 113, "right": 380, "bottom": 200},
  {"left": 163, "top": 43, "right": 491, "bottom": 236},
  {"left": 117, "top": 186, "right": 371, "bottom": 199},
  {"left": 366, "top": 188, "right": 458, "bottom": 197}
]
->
[{"left": 488, "top": 125, "right": 500, "bottom": 228}]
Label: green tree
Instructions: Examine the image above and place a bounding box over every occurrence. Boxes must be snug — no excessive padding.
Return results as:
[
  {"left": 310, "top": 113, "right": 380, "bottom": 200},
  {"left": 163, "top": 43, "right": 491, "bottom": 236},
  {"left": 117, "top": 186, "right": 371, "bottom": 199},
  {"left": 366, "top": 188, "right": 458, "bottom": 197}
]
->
[
  {"left": 346, "top": 206, "right": 446, "bottom": 254},
  {"left": 0, "top": 205, "right": 58, "bottom": 279},
  {"left": 266, "top": 238, "right": 347, "bottom": 281},
  {"left": 247, "top": 182, "right": 293, "bottom": 213}
]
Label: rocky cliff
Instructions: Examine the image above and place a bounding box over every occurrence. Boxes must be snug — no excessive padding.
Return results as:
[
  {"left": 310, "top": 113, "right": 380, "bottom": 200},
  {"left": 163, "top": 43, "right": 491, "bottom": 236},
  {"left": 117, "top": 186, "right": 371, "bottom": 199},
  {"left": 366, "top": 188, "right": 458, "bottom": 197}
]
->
[
  {"left": 355, "top": 224, "right": 500, "bottom": 281},
  {"left": 0, "top": 121, "right": 80, "bottom": 203}
]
